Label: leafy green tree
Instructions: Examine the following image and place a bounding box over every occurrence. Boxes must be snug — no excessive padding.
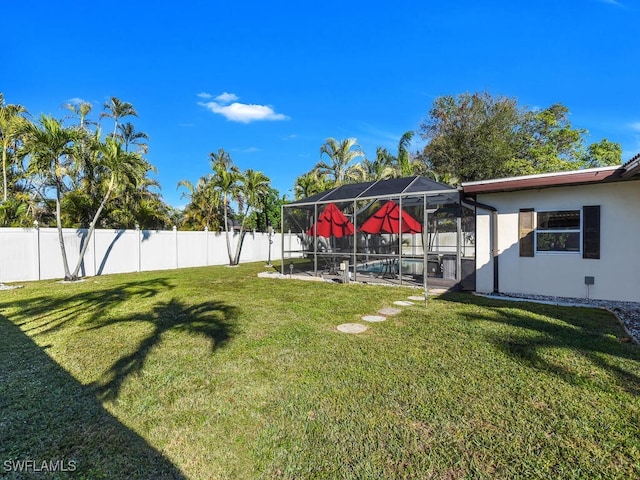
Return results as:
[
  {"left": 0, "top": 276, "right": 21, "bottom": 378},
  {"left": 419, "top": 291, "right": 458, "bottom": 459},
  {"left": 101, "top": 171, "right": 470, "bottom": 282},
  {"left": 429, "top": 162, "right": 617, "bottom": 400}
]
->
[
  {"left": 419, "top": 92, "right": 621, "bottom": 183},
  {"left": 177, "top": 176, "right": 222, "bottom": 230},
  {"left": 0, "top": 93, "right": 29, "bottom": 203},
  {"left": 210, "top": 149, "right": 243, "bottom": 264},
  {"left": 23, "top": 114, "right": 79, "bottom": 280},
  {"left": 582, "top": 138, "right": 622, "bottom": 168},
  {"left": 294, "top": 170, "right": 333, "bottom": 199},
  {"left": 316, "top": 137, "right": 364, "bottom": 186},
  {"left": 364, "top": 147, "right": 396, "bottom": 180},
  {"left": 70, "top": 137, "right": 149, "bottom": 279},
  {"left": 232, "top": 168, "right": 270, "bottom": 265},
  {"left": 520, "top": 103, "right": 585, "bottom": 174},
  {"left": 392, "top": 131, "right": 425, "bottom": 177},
  {"left": 255, "top": 187, "right": 283, "bottom": 232},
  {"left": 117, "top": 122, "right": 149, "bottom": 154},
  {"left": 419, "top": 92, "right": 528, "bottom": 182},
  {"left": 100, "top": 97, "right": 138, "bottom": 136}
]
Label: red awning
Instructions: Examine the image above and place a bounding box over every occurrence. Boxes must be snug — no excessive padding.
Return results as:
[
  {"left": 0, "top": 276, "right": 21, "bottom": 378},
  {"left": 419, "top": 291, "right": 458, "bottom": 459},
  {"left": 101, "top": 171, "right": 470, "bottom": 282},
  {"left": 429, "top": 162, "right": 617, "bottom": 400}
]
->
[
  {"left": 360, "top": 200, "right": 422, "bottom": 234},
  {"left": 306, "top": 203, "right": 354, "bottom": 238}
]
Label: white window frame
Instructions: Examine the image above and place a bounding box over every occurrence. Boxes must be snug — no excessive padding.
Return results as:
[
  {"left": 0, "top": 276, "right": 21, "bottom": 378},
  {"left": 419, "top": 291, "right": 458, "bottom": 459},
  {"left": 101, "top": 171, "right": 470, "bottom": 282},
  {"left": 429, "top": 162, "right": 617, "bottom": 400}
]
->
[{"left": 534, "top": 209, "right": 582, "bottom": 255}]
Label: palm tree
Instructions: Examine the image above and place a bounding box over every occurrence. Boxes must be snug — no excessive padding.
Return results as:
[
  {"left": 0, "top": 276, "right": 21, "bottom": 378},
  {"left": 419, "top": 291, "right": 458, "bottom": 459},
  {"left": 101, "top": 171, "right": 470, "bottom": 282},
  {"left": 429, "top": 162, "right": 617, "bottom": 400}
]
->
[
  {"left": 70, "top": 137, "right": 148, "bottom": 279},
  {"left": 0, "top": 94, "right": 29, "bottom": 202},
  {"left": 389, "top": 130, "right": 427, "bottom": 177},
  {"left": 177, "top": 176, "right": 222, "bottom": 230},
  {"left": 64, "top": 101, "right": 94, "bottom": 131},
  {"left": 316, "top": 137, "right": 365, "bottom": 186},
  {"left": 359, "top": 147, "right": 396, "bottom": 181},
  {"left": 117, "top": 122, "right": 149, "bottom": 153},
  {"left": 100, "top": 97, "right": 138, "bottom": 136},
  {"left": 106, "top": 164, "right": 162, "bottom": 229},
  {"left": 210, "top": 149, "right": 242, "bottom": 264},
  {"left": 23, "top": 114, "right": 78, "bottom": 280},
  {"left": 294, "top": 170, "right": 332, "bottom": 200},
  {"left": 232, "top": 168, "right": 270, "bottom": 265}
]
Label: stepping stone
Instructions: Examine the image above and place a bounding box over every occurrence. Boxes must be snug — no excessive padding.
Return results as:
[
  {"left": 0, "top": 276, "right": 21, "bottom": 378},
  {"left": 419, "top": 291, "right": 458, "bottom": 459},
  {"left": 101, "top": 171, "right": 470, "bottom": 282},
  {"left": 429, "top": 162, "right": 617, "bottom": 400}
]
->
[
  {"left": 378, "top": 307, "right": 402, "bottom": 316},
  {"left": 394, "top": 301, "right": 415, "bottom": 306},
  {"left": 337, "top": 323, "right": 368, "bottom": 334},
  {"left": 362, "top": 315, "right": 386, "bottom": 323},
  {"left": 408, "top": 295, "right": 425, "bottom": 301}
]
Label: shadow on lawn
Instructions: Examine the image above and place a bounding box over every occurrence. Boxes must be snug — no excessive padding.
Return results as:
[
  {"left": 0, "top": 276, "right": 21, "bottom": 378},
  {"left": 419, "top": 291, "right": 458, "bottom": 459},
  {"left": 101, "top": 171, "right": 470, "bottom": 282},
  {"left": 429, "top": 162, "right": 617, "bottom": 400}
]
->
[
  {"left": 440, "top": 292, "right": 640, "bottom": 395},
  {"left": 0, "top": 314, "right": 186, "bottom": 479},
  {"left": 88, "top": 298, "right": 238, "bottom": 401},
  {"left": 0, "top": 277, "right": 175, "bottom": 337}
]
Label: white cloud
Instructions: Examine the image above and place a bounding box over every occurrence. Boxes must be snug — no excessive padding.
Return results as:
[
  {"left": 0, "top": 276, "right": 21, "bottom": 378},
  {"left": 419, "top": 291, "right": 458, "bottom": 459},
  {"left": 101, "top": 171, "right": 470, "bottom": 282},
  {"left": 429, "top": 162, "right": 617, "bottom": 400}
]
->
[
  {"left": 198, "top": 92, "right": 289, "bottom": 123},
  {"left": 599, "top": 0, "right": 623, "bottom": 6},
  {"left": 215, "top": 92, "right": 239, "bottom": 103},
  {"left": 197, "top": 92, "right": 212, "bottom": 99},
  {"left": 629, "top": 122, "right": 640, "bottom": 132},
  {"left": 66, "top": 97, "right": 89, "bottom": 105}
]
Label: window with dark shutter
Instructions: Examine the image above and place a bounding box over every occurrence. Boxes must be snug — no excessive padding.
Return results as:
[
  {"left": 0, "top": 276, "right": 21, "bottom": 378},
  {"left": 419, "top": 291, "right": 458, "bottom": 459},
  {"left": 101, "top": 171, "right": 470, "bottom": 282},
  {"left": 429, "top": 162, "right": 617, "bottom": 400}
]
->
[
  {"left": 519, "top": 209, "right": 534, "bottom": 257},
  {"left": 583, "top": 205, "right": 600, "bottom": 259}
]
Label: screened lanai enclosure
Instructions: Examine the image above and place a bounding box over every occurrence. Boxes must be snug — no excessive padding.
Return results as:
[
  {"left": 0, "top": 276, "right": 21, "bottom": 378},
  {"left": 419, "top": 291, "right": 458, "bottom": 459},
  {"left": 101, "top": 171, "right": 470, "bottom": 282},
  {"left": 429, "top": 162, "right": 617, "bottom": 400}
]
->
[{"left": 281, "top": 176, "right": 476, "bottom": 292}]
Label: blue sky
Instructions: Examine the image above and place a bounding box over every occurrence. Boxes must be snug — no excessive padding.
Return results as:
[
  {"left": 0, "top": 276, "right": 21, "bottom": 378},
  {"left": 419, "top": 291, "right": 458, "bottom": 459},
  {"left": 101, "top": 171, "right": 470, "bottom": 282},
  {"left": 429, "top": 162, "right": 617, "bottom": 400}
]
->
[{"left": 4, "top": 0, "right": 639, "bottom": 207}]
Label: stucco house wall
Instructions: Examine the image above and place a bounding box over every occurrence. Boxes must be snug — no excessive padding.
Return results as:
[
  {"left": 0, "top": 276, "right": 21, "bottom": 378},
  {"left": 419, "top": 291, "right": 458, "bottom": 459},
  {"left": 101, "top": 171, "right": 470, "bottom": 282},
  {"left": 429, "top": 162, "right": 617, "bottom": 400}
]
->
[{"left": 473, "top": 180, "right": 640, "bottom": 302}]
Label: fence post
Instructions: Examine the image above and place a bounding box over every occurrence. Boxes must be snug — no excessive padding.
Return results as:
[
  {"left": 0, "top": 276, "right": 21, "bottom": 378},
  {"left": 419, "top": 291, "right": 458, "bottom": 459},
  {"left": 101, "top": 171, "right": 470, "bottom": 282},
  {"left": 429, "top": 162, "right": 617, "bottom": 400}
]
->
[
  {"left": 174, "top": 225, "right": 178, "bottom": 269},
  {"left": 33, "top": 221, "right": 41, "bottom": 281},
  {"left": 91, "top": 223, "right": 97, "bottom": 276},
  {"left": 136, "top": 223, "right": 141, "bottom": 272},
  {"left": 204, "top": 226, "right": 209, "bottom": 266}
]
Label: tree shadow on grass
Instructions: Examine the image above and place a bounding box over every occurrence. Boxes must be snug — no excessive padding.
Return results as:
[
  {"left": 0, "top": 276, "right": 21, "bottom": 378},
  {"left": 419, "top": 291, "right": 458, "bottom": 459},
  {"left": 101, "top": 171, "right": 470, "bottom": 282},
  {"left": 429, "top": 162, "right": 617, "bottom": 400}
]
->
[
  {"left": 0, "top": 315, "right": 186, "bottom": 479},
  {"left": 439, "top": 292, "right": 640, "bottom": 395},
  {"left": 0, "top": 277, "right": 174, "bottom": 337},
  {"left": 87, "top": 298, "right": 238, "bottom": 401}
]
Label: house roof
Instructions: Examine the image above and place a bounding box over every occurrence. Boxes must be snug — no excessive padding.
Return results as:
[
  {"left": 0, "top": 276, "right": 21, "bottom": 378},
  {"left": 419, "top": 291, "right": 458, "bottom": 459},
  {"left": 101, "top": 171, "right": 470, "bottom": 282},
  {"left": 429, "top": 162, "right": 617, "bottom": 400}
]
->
[
  {"left": 287, "top": 176, "right": 459, "bottom": 207},
  {"left": 621, "top": 153, "right": 640, "bottom": 178},
  {"left": 462, "top": 157, "right": 640, "bottom": 195}
]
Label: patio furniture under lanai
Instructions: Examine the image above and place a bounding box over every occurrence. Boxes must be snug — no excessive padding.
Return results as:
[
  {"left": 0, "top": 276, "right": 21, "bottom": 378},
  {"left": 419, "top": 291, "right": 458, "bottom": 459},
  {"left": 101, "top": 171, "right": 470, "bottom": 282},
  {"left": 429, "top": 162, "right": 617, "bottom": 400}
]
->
[{"left": 282, "top": 176, "right": 477, "bottom": 295}]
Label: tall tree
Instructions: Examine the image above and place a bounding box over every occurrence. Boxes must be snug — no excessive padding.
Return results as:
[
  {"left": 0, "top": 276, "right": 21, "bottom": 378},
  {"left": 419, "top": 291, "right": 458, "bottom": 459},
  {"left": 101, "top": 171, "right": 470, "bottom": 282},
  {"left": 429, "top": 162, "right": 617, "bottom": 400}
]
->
[
  {"left": 70, "top": 137, "right": 149, "bottom": 279},
  {"left": 232, "top": 168, "right": 270, "bottom": 265},
  {"left": 294, "top": 170, "right": 333, "bottom": 199},
  {"left": 177, "top": 176, "right": 222, "bottom": 230},
  {"left": 0, "top": 94, "right": 29, "bottom": 202},
  {"left": 255, "top": 187, "right": 283, "bottom": 232},
  {"left": 316, "top": 137, "right": 364, "bottom": 186},
  {"left": 419, "top": 92, "right": 620, "bottom": 183},
  {"left": 100, "top": 97, "right": 138, "bottom": 136},
  {"left": 356, "top": 148, "right": 396, "bottom": 181},
  {"left": 582, "top": 138, "right": 622, "bottom": 168},
  {"left": 210, "top": 149, "right": 242, "bottom": 264},
  {"left": 117, "top": 122, "right": 149, "bottom": 153},
  {"left": 23, "top": 115, "right": 78, "bottom": 280},
  {"left": 419, "top": 92, "right": 527, "bottom": 182},
  {"left": 393, "top": 131, "right": 421, "bottom": 177}
]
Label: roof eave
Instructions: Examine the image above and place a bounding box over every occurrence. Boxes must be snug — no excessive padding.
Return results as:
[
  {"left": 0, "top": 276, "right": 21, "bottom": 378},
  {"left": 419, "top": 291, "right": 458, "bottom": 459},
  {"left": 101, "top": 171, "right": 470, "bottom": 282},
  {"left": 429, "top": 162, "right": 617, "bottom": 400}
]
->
[{"left": 462, "top": 167, "right": 624, "bottom": 195}]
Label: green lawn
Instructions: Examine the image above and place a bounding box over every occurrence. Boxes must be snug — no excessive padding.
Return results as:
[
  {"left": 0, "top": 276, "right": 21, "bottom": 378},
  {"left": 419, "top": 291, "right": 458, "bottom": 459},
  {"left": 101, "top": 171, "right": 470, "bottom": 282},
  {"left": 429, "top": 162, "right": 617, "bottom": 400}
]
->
[{"left": 1, "top": 263, "right": 639, "bottom": 479}]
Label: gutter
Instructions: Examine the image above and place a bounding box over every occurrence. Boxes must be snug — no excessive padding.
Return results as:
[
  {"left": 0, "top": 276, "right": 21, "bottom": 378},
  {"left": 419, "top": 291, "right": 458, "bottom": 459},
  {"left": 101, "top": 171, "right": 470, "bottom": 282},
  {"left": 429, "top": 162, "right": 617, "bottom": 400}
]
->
[{"left": 462, "top": 196, "right": 499, "bottom": 294}]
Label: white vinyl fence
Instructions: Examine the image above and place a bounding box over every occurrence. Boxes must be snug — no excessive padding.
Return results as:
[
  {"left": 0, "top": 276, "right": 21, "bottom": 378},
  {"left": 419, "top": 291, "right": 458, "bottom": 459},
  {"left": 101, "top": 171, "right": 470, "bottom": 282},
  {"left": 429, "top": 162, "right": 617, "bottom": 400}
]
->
[{"left": 0, "top": 227, "right": 295, "bottom": 283}]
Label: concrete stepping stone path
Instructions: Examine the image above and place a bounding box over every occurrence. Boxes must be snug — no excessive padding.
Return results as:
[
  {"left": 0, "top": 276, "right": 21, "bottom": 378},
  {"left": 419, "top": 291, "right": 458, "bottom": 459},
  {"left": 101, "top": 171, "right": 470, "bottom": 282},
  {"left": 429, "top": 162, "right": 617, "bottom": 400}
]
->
[
  {"left": 378, "top": 307, "right": 402, "bottom": 316},
  {"left": 394, "top": 300, "right": 414, "bottom": 306},
  {"left": 362, "top": 315, "right": 386, "bottom": 323},
  {"left": 337, "top": 323, "right": 368, "bottom": 334}
]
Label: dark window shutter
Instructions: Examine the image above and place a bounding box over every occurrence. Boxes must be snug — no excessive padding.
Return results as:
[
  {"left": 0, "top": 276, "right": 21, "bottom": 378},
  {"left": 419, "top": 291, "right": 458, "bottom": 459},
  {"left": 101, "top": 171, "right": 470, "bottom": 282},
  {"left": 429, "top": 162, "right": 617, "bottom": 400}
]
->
[
  {"left": 519, "top": 209, "right": 534, "bottom": 257},
  {"left": 583, "top": 205, "right": 600, "bottom": 259}
]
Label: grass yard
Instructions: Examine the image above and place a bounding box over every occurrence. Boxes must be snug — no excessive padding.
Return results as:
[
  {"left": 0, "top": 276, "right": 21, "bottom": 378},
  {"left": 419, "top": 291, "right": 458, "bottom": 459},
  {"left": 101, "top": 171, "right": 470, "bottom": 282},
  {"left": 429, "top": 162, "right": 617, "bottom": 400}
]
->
[{"left": 1, "top": 262, "right": 639, "bottom": 479}]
